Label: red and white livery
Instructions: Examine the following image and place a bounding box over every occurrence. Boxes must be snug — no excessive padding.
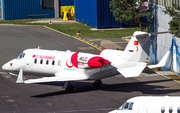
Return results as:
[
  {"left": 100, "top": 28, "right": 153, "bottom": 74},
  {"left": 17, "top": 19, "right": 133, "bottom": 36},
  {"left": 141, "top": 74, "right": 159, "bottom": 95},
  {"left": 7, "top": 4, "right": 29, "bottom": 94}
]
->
[{"left": 2, "top": 31, "right": 170, "bottom": 91}]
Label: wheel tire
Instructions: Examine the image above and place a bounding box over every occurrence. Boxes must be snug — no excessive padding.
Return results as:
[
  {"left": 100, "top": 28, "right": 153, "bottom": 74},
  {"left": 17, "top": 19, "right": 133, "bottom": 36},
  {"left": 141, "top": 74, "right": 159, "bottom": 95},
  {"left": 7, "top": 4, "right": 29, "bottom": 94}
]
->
[{"left": 66, "top": 85, "right": 74, "bottom": 91}]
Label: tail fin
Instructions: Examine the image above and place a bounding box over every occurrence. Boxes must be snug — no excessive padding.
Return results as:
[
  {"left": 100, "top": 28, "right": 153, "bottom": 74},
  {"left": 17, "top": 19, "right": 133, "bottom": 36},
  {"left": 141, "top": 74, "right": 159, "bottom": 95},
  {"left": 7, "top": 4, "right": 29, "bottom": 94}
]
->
[{"left": 121, "top": 31, "right": 150, "bottom": 62}]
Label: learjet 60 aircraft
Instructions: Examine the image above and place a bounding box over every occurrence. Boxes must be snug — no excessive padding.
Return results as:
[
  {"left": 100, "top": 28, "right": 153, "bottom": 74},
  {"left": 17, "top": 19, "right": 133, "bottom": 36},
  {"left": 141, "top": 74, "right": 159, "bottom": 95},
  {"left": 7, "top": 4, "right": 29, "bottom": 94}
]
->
[{"left": 2, "top": 31, "right": 170, "bottom": 91}]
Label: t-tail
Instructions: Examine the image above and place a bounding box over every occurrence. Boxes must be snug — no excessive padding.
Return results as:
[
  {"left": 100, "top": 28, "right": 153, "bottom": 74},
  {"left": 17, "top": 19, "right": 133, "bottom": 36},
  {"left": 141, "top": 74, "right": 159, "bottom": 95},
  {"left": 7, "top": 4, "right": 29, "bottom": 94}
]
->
[
  {"left": 121, "top": 31, "right": 150, "bottom": 63},
  {"left": 115, "top": 31, "right": 169, "bottom": 78}
]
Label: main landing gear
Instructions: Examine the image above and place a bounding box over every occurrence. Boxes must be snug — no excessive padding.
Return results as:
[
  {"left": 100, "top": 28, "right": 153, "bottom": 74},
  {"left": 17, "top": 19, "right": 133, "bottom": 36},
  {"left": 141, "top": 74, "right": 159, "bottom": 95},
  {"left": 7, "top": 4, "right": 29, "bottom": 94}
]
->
[
  {"left": 93, "top": 79, "right": 102, "bottom": 88},
  {"left": 64, "top": 81, "right": 74, "bottom": 91},
  {"left": 64, "top": 79, "right": 102, "bottom": 91}
]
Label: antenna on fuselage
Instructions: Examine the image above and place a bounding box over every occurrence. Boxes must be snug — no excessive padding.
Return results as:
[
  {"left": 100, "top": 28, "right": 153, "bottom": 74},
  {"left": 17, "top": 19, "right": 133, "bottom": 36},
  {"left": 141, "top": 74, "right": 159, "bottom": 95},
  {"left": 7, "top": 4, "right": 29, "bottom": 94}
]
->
[{"left": 38, "top": 46, "right": 42, "bottom": 49}]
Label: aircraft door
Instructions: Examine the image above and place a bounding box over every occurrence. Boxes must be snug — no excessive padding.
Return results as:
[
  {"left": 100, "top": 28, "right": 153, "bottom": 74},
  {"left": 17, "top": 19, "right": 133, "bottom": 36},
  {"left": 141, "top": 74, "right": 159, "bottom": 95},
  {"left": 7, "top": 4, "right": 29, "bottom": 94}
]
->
[
  {"left": 138, "top": 106, "right": 148, "bottom": 113},
  {"left": 25, "top": 52, "right": 34, "bottom": 66},
  {"left": 23, "top": 52, "right": 34, "bottom": 72}
]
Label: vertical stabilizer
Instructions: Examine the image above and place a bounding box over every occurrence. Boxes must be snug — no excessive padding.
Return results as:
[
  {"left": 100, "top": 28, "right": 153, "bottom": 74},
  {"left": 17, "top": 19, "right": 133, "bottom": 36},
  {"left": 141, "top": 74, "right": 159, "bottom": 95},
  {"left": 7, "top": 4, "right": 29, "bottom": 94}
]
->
[{"left": 121, "top": 31, "right": 150, "bottom": 62}]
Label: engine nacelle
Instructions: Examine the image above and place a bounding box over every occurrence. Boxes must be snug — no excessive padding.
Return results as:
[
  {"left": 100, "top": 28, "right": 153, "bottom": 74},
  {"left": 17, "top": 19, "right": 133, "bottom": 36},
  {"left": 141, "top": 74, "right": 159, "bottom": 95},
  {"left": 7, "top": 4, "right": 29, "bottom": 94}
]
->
[
  {"left": 71, "top": 52, "right": 109, "bottom": 69},
  {"left": 99, "top": 49, "right": 123, "bottom": 58}
]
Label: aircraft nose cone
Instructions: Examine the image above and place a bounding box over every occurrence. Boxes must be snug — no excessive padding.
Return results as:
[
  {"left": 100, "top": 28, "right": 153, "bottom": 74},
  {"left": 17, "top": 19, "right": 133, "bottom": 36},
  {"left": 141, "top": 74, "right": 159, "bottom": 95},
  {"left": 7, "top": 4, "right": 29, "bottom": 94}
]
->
[{"left": 2, "top": 62, "right": 12, "bottom": 71}]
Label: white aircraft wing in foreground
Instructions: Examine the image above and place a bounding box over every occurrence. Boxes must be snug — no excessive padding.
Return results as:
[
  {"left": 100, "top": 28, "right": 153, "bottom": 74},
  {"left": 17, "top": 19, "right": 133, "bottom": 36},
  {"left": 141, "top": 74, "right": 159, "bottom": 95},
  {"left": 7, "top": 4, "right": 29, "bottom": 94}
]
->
[{"left": 2, "top": 31, "right": 170, "bottom": 91}]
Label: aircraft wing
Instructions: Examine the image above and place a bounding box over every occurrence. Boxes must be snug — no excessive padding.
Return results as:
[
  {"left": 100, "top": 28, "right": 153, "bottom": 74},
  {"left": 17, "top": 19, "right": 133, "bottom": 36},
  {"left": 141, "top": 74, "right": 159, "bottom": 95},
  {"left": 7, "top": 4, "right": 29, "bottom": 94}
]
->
[
  {"left": 24, "top": 77, "right": 57, "bottom": 84},
  {"left": 24, "top": 71, "right": 88, "bottom": 84}
]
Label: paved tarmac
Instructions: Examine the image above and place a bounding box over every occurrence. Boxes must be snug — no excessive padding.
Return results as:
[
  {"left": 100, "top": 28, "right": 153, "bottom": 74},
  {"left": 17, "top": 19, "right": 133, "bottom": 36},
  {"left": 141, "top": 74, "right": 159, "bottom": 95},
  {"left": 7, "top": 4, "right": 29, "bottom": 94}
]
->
[{"left": 0, "top": 24, "right": 179, "bottom": 113}]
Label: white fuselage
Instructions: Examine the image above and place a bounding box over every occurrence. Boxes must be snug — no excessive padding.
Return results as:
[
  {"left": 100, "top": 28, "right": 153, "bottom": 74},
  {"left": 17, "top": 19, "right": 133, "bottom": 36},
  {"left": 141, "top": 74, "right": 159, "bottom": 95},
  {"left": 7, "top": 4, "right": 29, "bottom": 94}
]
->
[
  {"left": 2, "top": 49, "right": 119, "bottom": 80},
  {"left": 109, "top": 96, "right": 180, "bottom": 113}
]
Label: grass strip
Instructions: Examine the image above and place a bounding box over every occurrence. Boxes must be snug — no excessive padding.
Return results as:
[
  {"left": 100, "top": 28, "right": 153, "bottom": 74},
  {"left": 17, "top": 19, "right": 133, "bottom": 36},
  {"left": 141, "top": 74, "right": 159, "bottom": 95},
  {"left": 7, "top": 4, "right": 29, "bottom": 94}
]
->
[
  {"left": 165, "top": 75, "right": 180, "bottom": 82},
  {"left": 0, "top": 19, "right": 147, "bottom": 38}
]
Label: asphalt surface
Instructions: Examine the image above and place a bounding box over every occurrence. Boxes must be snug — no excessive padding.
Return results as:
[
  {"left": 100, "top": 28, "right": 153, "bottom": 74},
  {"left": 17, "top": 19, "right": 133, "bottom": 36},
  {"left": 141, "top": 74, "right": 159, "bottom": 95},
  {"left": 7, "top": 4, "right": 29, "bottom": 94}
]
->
[{"left": 0, "top": 25, "right": 180, "bottom": 113}]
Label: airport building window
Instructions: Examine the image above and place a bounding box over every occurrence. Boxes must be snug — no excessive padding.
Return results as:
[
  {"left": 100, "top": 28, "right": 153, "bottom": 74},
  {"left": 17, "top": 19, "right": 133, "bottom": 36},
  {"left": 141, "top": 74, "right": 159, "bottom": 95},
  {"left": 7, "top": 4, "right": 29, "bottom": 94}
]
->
[
  {"left": 46, "top": 60, "right": 49, "bottom": 65},
  {"left": 42, "top": 0, "right": 54, "bottom": 9},
  {"left": 40, "top": 59, "right": 43, "bottom": 64},
  {"left": 34, "top": 59, "right": 37, "bottom": 64},
  {"left": 169, "top": 107, "right": 173, "bottom": 113},
  {"left": 161, "top": 107, "right": 165, "bottom": 113},
  {"left": 177, "top": 107, "right": 180, "bottom": 113},
  {"left": 52, "top": 60, "right": 55, "bottom": 65}
]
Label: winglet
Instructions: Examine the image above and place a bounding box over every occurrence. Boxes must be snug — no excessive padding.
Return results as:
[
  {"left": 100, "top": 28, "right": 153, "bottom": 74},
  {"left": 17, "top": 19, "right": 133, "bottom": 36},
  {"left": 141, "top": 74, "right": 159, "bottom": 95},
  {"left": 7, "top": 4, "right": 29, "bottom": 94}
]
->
[{"left": 148, "top": 51, "right": 170, "bottom": 69}]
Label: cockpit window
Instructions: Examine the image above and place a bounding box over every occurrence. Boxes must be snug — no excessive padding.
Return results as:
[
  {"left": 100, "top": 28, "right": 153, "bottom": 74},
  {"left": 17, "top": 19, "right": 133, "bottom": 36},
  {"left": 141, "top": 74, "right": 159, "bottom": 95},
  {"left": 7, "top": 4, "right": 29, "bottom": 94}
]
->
[
  {"left": 118, "top": 103, "right": 125, "bottom": 110},
  {"left": 16, "top": 52, "right": 25, "bottom": 59},
  {"left": 129, "top": 102, "right": 134, "bottom": 110},
  {"left": 118, "top": 102, "right": 134, "bottom": 110},
  {"left": 177, "top": 107, "right": 180, "bottom": 113},
  {"left": 124, "top": 103, "right": 129, "bottom": 109}
]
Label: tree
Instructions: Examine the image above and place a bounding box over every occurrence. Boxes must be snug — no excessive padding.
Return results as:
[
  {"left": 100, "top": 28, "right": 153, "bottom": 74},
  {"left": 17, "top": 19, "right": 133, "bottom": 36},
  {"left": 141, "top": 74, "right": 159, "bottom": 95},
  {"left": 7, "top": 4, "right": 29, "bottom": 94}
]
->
[
  {"left": 109, "top": 0, "right": 153, "bottom": 31},
  {"left": 163, "top": 4, "right": 180, "bottom": 38}
]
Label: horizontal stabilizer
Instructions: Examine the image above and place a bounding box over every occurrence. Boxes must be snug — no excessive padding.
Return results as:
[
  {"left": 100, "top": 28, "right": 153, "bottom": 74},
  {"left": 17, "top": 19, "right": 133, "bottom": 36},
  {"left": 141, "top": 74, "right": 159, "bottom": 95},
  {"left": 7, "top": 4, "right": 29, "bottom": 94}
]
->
[
  {"left": 148, "top": 51, "right": 170, "bottom": 69},
  {"left": 117, "top": 62, "right": 147, "bottom": 78}
]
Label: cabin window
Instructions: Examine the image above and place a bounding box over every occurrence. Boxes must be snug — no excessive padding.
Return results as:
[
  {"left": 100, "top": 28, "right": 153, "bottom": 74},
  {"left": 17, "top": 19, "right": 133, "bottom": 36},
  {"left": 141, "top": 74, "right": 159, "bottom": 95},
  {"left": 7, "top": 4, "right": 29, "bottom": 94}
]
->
[
  {"left": 46, "top": 60, "right": 49, "bottom": 65},
  {"left": 52, "top": 60, "right": 55, "bottom": 65},
  {"left": 177, "top": 107, "right": 180, "bottom": 113},
  {"left": 169, "top": 107, "right": 173, "bottom": 113},
  {"left": 40, "top": 59, "right": 43, "bottom": 64},
  {"left": 58, "top": 60, "right": 61, "bottom": 66},
  {"left": 161, "top": 107, "right": 165, "bottom": 113},
  {"left": 34, "top": 59, "right": 37, "bottom": 64}
]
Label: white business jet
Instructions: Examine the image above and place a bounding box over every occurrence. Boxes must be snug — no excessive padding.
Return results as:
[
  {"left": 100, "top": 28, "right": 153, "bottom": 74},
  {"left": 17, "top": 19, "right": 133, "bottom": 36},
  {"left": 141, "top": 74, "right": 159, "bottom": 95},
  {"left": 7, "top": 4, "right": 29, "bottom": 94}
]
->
[
  {"left": 2, "top": 31, "right": 169, "bottom": 91},
  {"left": 109, "top": 96, "right": 180, "bottom": 113}
]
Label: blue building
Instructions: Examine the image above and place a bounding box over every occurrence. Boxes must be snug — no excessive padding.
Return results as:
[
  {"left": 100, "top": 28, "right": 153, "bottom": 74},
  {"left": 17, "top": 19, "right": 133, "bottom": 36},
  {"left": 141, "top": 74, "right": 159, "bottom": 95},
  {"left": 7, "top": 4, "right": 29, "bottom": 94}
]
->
[
  {"left": 0, "top": 0, "right": 74, "bottom": 20},
  {"left": 0, "top": 0, "right": 124, "bottom": 28}
]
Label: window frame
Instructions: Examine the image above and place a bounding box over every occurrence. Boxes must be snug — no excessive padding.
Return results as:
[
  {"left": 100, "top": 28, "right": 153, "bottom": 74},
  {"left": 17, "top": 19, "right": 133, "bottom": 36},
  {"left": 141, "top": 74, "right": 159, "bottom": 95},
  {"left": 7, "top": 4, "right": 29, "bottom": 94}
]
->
[{"left": 42, "top": 0, "right": 54, "bottom": 9}]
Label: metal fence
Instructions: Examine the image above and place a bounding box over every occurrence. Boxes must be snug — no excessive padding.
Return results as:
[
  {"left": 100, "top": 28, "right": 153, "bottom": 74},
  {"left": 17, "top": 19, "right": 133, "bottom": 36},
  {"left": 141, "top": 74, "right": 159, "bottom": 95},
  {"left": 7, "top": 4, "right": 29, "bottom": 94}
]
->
[{"left": 148, "top": 0, "right": 180, "bottom": 7}]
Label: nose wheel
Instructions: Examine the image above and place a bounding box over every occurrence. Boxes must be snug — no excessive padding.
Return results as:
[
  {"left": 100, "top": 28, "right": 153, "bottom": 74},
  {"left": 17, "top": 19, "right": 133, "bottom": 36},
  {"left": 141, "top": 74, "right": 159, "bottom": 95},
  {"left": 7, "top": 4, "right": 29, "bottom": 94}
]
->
[{"left": 93, "top": 80, "right": 102, "bottom": 88}]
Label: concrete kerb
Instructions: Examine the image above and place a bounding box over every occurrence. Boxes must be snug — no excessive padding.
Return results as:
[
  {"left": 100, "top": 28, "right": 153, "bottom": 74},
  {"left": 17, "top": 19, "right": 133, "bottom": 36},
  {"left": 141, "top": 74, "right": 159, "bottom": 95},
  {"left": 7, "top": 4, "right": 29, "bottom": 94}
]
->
[
  {"left": 156, "top": 71, "right": 180, "bottom": 84},
  {"left": 28, "top": 18, "right": 78, "bottom": 24}
]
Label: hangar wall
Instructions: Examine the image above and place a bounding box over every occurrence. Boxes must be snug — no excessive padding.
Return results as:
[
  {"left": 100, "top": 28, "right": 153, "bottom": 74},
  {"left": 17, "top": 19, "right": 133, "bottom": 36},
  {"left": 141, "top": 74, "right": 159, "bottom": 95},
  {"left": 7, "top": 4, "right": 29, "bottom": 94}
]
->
[
  {"left": 2, "top": 0, "right": 55, "bottom": 20},
  {"left": 1, "top": 0, "right": 75, "bottom": 20},
  {"left": 75, "top": 0, "right": 123, "bottom": 29},
  {"left": 149, "top": 3, "right": 180, "bottom": 74}
]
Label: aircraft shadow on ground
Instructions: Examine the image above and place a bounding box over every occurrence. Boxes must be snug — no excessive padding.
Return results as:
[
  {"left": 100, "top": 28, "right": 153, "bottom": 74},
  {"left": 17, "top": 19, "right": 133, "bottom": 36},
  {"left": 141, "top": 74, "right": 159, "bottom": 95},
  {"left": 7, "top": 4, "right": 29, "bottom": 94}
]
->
[{"left": 31, "top": 79, "right": 180, "bottom": 98}]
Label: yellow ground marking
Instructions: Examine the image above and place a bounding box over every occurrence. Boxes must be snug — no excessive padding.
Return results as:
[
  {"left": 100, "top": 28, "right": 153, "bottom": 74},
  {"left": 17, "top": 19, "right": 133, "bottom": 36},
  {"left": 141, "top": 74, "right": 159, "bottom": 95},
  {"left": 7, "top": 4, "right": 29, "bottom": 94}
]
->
[
  {"left": 43, "top": 26, "right": 71, "bottom": 37},
  {"left": 89, "top": 39, "right": 103, "bottom": 41},
  {"left": 72, "top": 36, "right": 102, "bottom": 51},
  {"left": 78, "top": 47, "right": 94, "bottom": 50},
  {"left": 125, "top": 39, "right": 130, "bottom": 42},
  {"left": 44, "top": 26, "right": 103, "bottom": 51},
  {"left": 101, "top": 42, "right": 128, "bottom": 44}
]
